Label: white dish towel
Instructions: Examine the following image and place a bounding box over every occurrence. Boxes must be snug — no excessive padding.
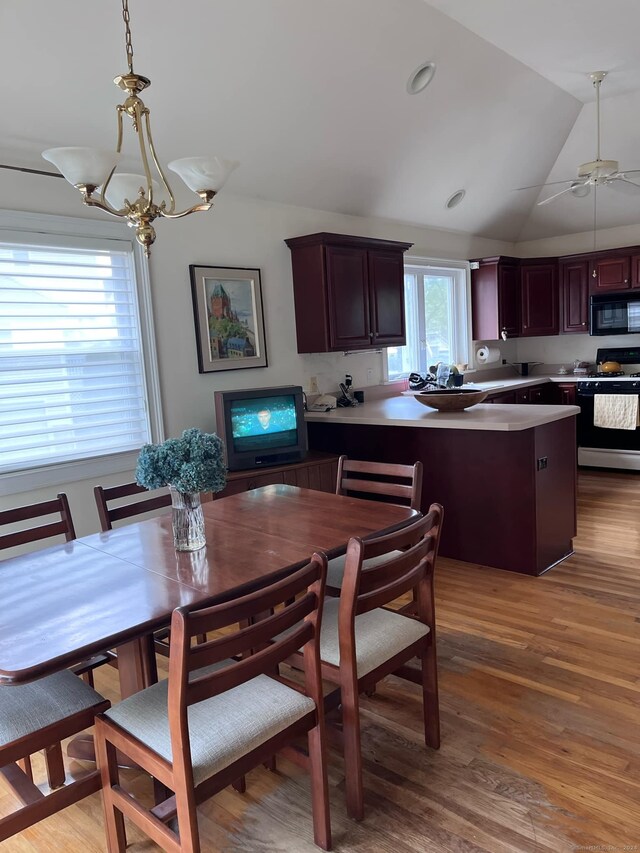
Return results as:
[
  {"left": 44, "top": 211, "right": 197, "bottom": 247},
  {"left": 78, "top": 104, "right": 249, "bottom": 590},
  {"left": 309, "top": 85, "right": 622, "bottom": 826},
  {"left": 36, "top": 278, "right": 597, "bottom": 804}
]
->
[{"left": 593, "top": 394, "right": 640, "bottom": 430}]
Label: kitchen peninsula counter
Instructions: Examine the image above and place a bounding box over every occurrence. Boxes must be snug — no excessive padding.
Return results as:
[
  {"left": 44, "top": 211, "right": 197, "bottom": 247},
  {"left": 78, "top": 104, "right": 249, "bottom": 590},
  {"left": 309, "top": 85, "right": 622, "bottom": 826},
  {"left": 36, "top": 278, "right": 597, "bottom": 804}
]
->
[
  {"left": 305, "top": 396, "right": 579, "bottom": 430},
  {"left": 307, "top": 398, "right": 578, "bottom": 576}
]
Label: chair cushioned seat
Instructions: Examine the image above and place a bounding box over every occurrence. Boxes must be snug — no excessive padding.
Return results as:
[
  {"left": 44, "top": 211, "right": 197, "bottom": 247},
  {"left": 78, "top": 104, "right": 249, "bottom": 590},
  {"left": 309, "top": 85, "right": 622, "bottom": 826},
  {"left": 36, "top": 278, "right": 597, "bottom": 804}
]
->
[
  {"left": 319, "top": 598, "right": 429, "bottom": 677},
  {"left": 105, "top": 662, "right": 315, "bottom": 786},
  {"left": 326, "top": 551, "right": 403, "bottom": 590},
  {"left": 0, "top": 670, "right": 107, "bottom": 746}
]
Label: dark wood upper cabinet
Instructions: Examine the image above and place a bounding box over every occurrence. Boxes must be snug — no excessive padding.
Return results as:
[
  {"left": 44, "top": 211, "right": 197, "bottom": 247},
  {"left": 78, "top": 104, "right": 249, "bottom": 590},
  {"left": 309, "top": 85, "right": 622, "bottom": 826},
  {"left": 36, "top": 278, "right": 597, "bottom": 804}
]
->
[
  {"left": 285, "top": 233, "right": 412, "bottom": 353},
  {"left": 631, "top": 255, "right": 640, "bottom": 289},
  {"left": 325, "top": 245, "right": 370, "bottom": 349},
  {"left": 368, "top": 250, "right": 406, "bottom": 345},
  {"left": 520, "top": 261, "right": 558, "bottom": 337},
  {"left": 560, "top": 259, "right": 589, "bottom": 334},
  {"left": 471, "top": 256, "right": 520, "bottom": 340},
  {"left": 590, "top": 255, "right": 631, "bottom": 292}
]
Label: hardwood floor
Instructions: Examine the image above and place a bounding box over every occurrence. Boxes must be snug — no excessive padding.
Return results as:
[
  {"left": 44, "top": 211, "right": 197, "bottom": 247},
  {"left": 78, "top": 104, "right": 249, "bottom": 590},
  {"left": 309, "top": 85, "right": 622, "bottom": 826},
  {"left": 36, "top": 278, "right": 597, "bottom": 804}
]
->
[{"left": 3, "top": 469, "right": 639, "bottom": 851}]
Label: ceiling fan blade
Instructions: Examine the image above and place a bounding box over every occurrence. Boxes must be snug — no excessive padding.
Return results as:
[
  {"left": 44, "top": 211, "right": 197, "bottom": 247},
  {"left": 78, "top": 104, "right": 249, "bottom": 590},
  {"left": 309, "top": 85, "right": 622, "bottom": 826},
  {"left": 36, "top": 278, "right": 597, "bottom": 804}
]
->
[
  {"left": 618, "top": 169, "right": 640, "bottom": 177},
  {"left": 608, "top": 177, "right": 640, "bottom": 194},
  {"left": 537, "top": 185, "right": 578, "bottom": 206},
  {"left": 515, "top": 179, "right": 575, "bottom": 191},
  {"left": 0, "top": 163, "right": 63, "bottom": 179}
]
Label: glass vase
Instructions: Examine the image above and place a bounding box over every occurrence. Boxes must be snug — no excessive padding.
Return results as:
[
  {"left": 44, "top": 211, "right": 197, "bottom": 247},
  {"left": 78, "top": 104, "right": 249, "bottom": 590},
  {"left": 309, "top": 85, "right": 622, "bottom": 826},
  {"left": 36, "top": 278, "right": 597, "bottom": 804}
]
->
[{"left": 169, "top": 487, "right": 206, "bottom": 551}]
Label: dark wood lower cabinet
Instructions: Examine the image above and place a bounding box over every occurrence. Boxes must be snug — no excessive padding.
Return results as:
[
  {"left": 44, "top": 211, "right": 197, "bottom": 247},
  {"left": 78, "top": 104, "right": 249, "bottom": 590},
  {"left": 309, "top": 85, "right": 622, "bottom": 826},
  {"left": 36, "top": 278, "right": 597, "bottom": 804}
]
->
[
  {"left": 212, "top": 451, "right": 339, "bottom": 498},
  {"left": 553, "top": 383, "right": 578, "bottom": 406},
  {"left": 488, "top": 383, "right": 561, "bottom": 405},
  {"left": 486, "top": 390, "right": 517, "bottom": 404},
  {"left": 308, "top": 419, "right": 577, "bottom": 576}
]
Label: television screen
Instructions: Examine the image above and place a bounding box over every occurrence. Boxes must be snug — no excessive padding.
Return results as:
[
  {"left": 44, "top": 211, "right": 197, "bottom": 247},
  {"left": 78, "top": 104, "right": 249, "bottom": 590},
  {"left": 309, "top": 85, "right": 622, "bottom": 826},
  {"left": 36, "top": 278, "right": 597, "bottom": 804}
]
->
[{"left": 230, "top": 394, "right": 299, "bottom": 454}]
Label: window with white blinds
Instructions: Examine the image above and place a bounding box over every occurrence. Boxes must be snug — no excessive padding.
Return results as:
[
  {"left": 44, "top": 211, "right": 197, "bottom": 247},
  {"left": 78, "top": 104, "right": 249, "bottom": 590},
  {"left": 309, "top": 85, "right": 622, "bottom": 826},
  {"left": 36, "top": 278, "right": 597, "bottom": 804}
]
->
[{"left": 0, "top": 214, "right": 160, "bottom": 481}]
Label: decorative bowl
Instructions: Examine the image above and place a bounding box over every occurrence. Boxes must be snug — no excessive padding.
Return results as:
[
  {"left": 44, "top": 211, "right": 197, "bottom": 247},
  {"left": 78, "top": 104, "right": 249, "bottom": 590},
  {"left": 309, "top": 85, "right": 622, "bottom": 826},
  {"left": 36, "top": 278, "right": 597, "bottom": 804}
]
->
[{"left": 414, "top": 388, "right": 488, "bottom": 412}]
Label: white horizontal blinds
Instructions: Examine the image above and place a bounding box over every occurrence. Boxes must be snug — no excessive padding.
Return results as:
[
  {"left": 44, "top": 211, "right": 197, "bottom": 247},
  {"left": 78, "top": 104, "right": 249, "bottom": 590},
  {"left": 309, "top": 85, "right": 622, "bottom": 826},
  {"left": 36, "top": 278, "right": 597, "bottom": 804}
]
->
[{"left": 0, "top": 240, "right": 151, "bottom": 474}]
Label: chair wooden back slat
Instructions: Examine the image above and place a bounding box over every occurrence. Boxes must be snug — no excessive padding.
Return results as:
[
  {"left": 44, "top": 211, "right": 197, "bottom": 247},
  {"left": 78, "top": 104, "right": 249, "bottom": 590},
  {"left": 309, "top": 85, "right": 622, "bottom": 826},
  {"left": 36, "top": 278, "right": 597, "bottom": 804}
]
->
[
  {"left": 336, "top": 456, "right": 423, "bottom": 509},
  {"left": 188, "top": 591, "right": 317, "bottom": 672},
  {"left": 94, "top": 482, "right": 171, "bottom": 532},
  {"left": 168, "top": 555, "right": 326, "bottom": 711},
  {"left": 339, "top": 504, "right": 443, "bottom": 624},
  {"left": 356, "top": 547, "right": 433, "bottom": 615},
  {"left": 183, "top": 563, "right": 325, "bottom": 637},
  {"left": 188, "top": 624, "right": 315, "bottom": 707},
  {"left": 0, "top": 493, "right": 76, "bottom": 550}
]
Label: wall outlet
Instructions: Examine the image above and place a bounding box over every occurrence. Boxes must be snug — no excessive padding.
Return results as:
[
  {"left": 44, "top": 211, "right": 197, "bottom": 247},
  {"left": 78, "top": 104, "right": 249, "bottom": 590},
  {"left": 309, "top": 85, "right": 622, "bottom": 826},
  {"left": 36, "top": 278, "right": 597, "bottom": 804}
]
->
[
  {"left": 366, "top": 368, "right": 373, "bottom": 384},
  {"left": 309, "top": 375, "right": 319, "bottom": 394}
]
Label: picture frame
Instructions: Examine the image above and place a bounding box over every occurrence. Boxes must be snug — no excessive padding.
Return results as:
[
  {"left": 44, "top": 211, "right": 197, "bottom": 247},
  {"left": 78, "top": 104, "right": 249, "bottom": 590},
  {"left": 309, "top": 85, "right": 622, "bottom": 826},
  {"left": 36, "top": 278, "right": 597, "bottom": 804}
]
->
[{"left": 189, "top": 265, "right": 268, "bottom": 373}]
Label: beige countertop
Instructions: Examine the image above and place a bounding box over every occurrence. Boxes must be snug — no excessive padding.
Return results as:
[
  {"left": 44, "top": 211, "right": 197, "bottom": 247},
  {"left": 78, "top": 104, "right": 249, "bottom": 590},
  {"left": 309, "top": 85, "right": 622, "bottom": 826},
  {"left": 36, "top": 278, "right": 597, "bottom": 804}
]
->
[
  {"left": 305, "top": 395, "right": 580, "bottom": 432},
  {"left": 461, "top": 373, "right": 628, "bottom": 391}
]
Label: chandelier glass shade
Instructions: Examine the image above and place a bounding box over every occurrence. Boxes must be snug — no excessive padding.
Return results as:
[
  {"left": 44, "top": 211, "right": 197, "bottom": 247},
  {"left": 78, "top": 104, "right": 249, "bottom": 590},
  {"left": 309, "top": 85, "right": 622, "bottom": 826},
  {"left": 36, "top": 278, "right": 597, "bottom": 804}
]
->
[{"left": 42, "top": 0, "right": 238, "bottom": 256}]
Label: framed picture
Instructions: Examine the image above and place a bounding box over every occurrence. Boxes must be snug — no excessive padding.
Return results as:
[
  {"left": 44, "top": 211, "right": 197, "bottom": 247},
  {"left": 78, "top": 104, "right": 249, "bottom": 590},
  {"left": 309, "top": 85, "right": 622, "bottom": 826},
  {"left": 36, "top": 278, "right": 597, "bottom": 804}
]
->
[{"left": 189, "top": 265, "right": 268, "bottom": 373}]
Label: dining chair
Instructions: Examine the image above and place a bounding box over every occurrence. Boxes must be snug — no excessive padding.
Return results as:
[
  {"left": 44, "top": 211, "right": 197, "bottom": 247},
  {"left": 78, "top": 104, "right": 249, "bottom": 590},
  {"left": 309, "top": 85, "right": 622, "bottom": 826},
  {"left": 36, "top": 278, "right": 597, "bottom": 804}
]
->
[
  {"left": 316, "top": 505, "right": 443, "bottom": 821},
  {"left": 0, "top": 494, "right": 113, "bottom": 685},
  {"left": 94, "top": 481, "right": 171, "bottom": 531},
  {"left": 0, "top": 492, "right": 77, "bottom": 551},
  {"left": 0, "top": 672, "right": 110, "bottom": 841},
  {"left": 95, "top": 555, "right": 332, "bottom": 852},
  {"left": 326, "top": 456, "right": 424, "bottom": 593},
  {"left": 336, "top": 456, "right": 423, "bottom": 508},
  {"left": 0, "top": 494, "right": 112, "bottom": 841},
  {"left": 94, "top": 481, "right": 196, "bottom": 654}
]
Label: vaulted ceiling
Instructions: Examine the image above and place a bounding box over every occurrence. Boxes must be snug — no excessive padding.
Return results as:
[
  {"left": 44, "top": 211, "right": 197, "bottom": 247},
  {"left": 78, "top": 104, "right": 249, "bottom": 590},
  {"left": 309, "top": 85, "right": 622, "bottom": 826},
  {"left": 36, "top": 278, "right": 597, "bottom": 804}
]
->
[{"left": 1, "top": 0, "right": 639, "bottom": 243}]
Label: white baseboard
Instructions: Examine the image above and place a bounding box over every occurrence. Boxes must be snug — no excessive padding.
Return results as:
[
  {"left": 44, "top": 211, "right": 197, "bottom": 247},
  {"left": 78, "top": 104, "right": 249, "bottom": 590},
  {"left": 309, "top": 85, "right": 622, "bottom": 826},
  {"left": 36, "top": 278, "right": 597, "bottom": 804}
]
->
[{"left": 578, "top": 447, "right": 640, "bottom": 471}]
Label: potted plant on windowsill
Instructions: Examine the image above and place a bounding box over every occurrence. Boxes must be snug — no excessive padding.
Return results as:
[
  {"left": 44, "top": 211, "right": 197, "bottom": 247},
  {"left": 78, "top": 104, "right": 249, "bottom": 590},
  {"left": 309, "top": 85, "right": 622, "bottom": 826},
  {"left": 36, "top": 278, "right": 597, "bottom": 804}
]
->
[{"left": 135, "top": 428, "right": 227, "bottom": 551}]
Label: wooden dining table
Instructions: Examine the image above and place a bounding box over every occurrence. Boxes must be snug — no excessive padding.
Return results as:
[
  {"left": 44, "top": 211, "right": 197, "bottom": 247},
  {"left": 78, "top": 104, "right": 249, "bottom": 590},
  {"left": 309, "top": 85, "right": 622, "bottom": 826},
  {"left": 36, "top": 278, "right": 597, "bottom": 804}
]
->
[{"left": 0, "top": 485, "right": 419, "bottom": 713}]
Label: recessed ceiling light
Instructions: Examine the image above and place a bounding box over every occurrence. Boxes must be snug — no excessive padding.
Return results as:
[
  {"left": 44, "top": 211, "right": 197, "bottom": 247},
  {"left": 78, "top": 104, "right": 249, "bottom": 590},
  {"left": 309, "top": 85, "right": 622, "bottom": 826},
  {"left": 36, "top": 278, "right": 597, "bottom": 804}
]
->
[
  {"left": 446, "top": 189, "right": 466, "bottom": 209},
  {"left": 407, "top": 61, "right": 437, "bottom": 94}
]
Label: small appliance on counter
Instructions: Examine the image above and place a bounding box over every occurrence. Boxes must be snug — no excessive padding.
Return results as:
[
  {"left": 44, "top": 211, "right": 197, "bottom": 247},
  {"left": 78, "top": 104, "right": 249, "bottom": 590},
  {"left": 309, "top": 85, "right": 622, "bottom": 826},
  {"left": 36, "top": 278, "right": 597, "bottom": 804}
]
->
[
  {"left": 335, "top": 374, "right": 360, "bottom": 407},
  {"left": 509, "top": 362, "right": 542, "bottom": 377}
]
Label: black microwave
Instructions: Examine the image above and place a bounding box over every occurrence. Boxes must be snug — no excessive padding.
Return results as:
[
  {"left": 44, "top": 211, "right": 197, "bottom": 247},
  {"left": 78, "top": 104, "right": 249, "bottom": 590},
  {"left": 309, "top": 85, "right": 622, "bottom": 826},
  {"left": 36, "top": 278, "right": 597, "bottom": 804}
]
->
[{"left": 590, "top": 291, "right": 640, "bottom": 335}]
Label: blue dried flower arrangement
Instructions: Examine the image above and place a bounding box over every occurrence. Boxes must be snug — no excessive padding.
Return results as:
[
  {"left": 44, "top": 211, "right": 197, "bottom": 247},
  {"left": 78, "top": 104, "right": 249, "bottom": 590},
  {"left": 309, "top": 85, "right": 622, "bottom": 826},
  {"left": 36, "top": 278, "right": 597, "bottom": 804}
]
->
[{"left": 135, "top": 428, "right": 227, "bottom": 494}]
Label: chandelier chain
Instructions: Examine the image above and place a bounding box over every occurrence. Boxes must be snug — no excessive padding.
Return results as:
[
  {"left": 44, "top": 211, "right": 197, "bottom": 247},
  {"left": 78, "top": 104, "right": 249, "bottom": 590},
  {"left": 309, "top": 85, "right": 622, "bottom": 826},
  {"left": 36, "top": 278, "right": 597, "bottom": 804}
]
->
[{"left": 122, "top": 0, "right": 134, "bottom": 74}]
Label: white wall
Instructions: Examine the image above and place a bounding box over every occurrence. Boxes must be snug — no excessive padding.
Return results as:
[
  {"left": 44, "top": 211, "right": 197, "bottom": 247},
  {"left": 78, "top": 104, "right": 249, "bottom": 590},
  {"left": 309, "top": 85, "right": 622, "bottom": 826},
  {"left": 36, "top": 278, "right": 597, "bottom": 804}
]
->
[
  {"left": 0, "top": 170, "right": 511, "bottom": 535},
  {"left": 515, "top": 222, "right": 640, "bottom": 258}
]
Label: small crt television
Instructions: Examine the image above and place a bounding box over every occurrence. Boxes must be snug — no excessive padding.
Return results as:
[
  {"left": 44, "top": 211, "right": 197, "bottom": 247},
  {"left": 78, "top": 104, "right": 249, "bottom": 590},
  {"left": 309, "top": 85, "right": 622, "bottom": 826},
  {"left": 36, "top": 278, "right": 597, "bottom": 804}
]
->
[{"left": 214, "top": 386, "right": 308, "bottom": 471}]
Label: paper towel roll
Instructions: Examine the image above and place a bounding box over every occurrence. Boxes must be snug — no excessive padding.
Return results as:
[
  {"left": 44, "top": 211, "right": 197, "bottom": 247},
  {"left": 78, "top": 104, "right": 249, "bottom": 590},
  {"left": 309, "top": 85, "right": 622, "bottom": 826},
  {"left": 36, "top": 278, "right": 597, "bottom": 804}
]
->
[{"left": 476, "top": 345, "right": 501, "bottom": 365}]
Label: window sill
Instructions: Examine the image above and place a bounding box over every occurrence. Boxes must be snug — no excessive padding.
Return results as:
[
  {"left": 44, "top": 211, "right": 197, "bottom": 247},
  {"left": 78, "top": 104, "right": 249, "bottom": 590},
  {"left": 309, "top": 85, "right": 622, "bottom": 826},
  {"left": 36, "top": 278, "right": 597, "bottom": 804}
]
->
[{"left": 0, "top": 451, "right": 140, "bottom": 497}]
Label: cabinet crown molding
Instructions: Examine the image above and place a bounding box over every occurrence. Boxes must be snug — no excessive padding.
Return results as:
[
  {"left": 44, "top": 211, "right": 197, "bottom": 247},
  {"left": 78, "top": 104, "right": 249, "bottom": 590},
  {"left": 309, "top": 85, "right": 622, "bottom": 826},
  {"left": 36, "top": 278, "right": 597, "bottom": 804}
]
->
[{"left": 285, "top": 232, "right": 413, "bottom": 252}]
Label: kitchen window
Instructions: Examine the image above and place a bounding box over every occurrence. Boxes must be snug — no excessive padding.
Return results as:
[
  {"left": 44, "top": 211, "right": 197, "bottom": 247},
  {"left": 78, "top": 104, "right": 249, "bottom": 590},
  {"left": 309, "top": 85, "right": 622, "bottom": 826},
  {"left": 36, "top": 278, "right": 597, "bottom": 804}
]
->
[
  {"left": 0, "top": 210, "right": 163, "bottom": 493},
  {"left": 385, "top": 260, "right": 471, "bottom": 381}
]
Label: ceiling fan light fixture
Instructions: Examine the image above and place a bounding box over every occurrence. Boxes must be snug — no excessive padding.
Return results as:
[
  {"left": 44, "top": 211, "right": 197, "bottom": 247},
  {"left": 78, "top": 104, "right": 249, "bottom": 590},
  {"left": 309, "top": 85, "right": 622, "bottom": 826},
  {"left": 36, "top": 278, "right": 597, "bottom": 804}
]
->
[
  {"left": 446, "top": 189, "right": 466, "bottom": 209},
  {"left": 570, "top": 182, "right": 591, "bottom": 198},
  {"left": 407, "top": 61, "right": 436, "bottom": 94},
  {"left": 41, "top": 0, "right": 237, "bottom": 256},
  {"left": 577, "top": 159, "right": 618, "bottom": 180}
]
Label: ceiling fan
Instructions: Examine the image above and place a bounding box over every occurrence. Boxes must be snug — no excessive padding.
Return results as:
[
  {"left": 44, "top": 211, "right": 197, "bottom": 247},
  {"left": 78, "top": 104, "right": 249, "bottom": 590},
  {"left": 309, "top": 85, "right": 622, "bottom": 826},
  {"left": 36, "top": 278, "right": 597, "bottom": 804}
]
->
[{"left": 518, "top": 71, "right": 640, "bottom": 205}]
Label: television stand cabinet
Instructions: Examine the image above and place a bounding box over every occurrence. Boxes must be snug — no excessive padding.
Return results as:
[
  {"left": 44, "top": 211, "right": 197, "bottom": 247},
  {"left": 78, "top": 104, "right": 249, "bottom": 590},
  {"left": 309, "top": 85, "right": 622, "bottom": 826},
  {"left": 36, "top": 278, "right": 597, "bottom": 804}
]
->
[{"left": 210, "top": 451, "right": 339, "bottom": 499}]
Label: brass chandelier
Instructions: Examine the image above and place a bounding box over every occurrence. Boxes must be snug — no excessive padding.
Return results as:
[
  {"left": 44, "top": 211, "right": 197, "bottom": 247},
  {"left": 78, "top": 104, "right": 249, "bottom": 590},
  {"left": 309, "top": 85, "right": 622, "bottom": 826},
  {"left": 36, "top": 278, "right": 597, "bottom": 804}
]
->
[{"left": 43, "top": 0, "right": 238, "bottom": 256}]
